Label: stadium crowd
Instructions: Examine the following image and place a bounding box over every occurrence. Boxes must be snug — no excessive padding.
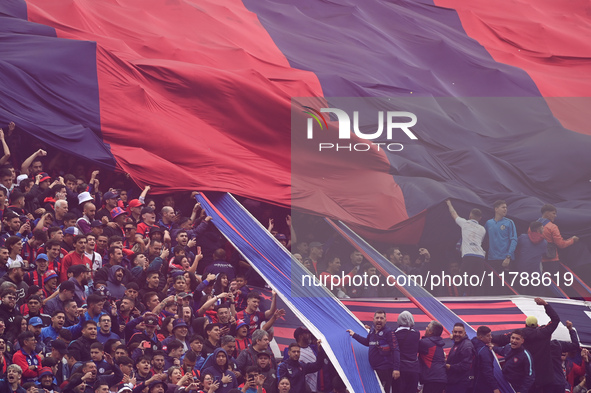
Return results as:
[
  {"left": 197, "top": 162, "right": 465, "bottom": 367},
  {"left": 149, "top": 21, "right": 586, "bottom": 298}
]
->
[{"left": 0, "top": 123, "right": 588, "bottom": 393}]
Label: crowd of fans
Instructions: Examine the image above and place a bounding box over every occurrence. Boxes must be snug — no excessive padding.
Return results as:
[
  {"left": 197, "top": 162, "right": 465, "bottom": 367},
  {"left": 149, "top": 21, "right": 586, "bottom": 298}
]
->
[{"left": 0, "top": 123, "right": 588, "bottom": 393}]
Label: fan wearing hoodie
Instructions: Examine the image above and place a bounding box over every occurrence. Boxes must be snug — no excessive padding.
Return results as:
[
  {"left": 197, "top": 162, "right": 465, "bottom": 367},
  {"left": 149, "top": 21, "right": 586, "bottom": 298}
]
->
[
  {"left": 348, "top": 310, "right": 400, "bottom": 392},
  {"left": 200, "top": 348, "right": 238, "bottom": 393},
  {"left": 106, "top": 265, "right": 127, "bottom": 299},
  {"left": 418, "top": 320, "right": 447, "bottom": 393}
]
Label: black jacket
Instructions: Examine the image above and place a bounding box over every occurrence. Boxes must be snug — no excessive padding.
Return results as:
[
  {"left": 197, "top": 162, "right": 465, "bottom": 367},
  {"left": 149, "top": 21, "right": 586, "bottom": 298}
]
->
[
  {"left": 499, "top": 345, "right": 535, "bottom": 392},
  {"left": 394, "top": 326, "right": 420, "bottom": 373},
  {"left": 492, "top": 303, "right": 559, "bottom": 387},
  {"left": 471, "top": 337, "right": 499, "bottom": 393},
  {"left": 446, "top": 335, "right": 475, "bottom": 384}
]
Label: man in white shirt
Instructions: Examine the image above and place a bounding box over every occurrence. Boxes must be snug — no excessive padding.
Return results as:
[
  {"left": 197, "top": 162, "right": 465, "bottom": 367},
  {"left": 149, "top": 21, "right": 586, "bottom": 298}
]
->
[
  {"left": 85, "top": 233, "right": 103, "bottom": 272},
  {"left": 446, "top": 200, "right": 486, "bottom": 295}
]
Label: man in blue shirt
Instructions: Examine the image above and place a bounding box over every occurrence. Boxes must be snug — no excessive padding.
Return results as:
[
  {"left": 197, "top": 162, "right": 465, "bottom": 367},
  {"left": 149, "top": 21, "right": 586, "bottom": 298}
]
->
[{"left": 485, "top": 200, "right": 517, "bottom": 273}]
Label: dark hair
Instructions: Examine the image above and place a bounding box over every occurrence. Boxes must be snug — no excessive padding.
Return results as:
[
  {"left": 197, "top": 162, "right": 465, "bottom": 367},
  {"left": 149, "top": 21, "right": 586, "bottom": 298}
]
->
[
  {"left": 90, "top": 342, "right": 104, "bottom": 351},
  {"left": 108, "top": 236, "right": 123, "bottom": 246},
  {"left": 374, "top": 309, "right": 387, "bottom": 317},
  {"left": 469, "top": 208, "right": 482, "bottom": 220},
  {"left": 73, "top": 234, "right": 86, "bottom": 244},
  {"left": 143, "top": 291, "right": 159, "bottom": 304},
  {"left": 64, "top": 174, "right": 76, "bottom": 184},
  {"left": 453, "top": 322, "right": 465, "bottom": 329},
  {"left": 63, "top": 212, "right": 77, "bottom": 223},
  {"left": 108, "top": 246, "right": 121, "bottom": 257},
  {"left": 59, "top": 329, "right": 73, "bottom": 341},
  {"left": 205, "top": 324, "right": 220, "bottom": 334},
  {"left": 116, "top": 356, "right": 134, "bottom": 367},
  {"left": 245, "top": 365, "right": 259, "bottom": 374},
  {"left": 104, "top": 339, "right": 120, "bottom": 355},
  {"left": 166, "top": 340, "right": 183, "bottom": 353},
  {"left": 288, "top": 342, "right": 300, "bottom": 351},
  {"left": 189, "top": 334, "right": 204, "bottom": 344},
  {"left": 493, "top": 200, "right": 506, "bottom": 209},
  {"left": 184, "top": 350, "right": 197, "bottom": 362},
  {"left": 87, "top": 294, "right": 104, "bottom": 305},
  {"left": 136, "top": 355, "right": 152, "bottom": 365},
  {"left": 82, "top": 320, "right": 98, "bottom": 329},
  {"left": 32, "top": 229, "right": 48, "bottom": 243},
  {"left": 18, "top": 331, "right": 35, "bottom": 347},
  {"left": 511, "top": 329, "right": 525, "bottom": 338},
  {"left": 529, "top": 221, "right": 544, "bottom": 232},
  {"left": 52, "top": 310, "right": 66, "bottom": 318},
  {"left": 477, "top": 326, "right": 491, "bottom": 336},
  {"left": 247, "top": 291, "right": 261, "bottom": 300},
  {"left": 541, "top": 204, "right": 557, "bottom": 214},
  {"left": 45, "top": 238, "right": 62, "bottom": 249},
  {"left": 5, "top": 236, "right": 22, "bottom": 250},
  {"left": 42, "top": 356, "right": 58, "bottom": 368}
]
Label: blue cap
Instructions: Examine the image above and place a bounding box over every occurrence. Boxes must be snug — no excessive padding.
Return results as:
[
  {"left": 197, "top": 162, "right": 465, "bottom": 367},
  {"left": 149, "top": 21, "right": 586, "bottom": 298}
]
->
[
  {"left": 29, "top": 316, "right": 43, "bottom": 326},
  {"left": 36, "top": 253, "right": 48, "bottom": 261}
]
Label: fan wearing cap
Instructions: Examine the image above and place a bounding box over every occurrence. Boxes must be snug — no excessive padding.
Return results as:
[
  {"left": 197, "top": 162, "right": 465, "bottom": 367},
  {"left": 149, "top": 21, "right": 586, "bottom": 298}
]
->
[
  {"left": 76, "top": 200, "right": 96, "bottom": 235},
  {"left": 12, "top": 317, "right": 46, "bottom": 354},
  {"left": 0, "top": 257, "right": 29, "bottom": 305},
  {"left": 96, "top": 191, "right": 119, "bottom": 222},
  {"left": 127, "top": 312, "right": 163, "bottom": 354},
  {"left": 132, "top": 375, "right": 169, "bottom": 393},
  {"left": 60, "top": 234, "right": 91, "bottom": 282},
  {"left": 492, "top": 297, "right": 560, "bottom": 392},
  {"left": 127, "top": 199, "right": 144, "bottom": 225},
  {"left": 24, "top": 253, "right": 50, "bottom": 287},
  {"left": 103, "top": 207, "right": 127, "bottom": 239},
  {"left": 134, "top": 206, "right": 155, "bottom": 238},
  {"left": 282, "top": 326, "right": 329, "bottom": 393},
  {"left": 162, "top": 319, "right": 191, "bottom": 352},
  {"left": 39, "top": 366, "right": 60, "bottom": 392}
]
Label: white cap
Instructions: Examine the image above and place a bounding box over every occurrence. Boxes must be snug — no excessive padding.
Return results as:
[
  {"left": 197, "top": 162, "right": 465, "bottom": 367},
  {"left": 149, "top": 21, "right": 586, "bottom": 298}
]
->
[
  {"left": 16, "top": 174, "right": 29, "bottom": 185},
  {"left": 78, "top": 191, "right": 93, "bottom": 205}
]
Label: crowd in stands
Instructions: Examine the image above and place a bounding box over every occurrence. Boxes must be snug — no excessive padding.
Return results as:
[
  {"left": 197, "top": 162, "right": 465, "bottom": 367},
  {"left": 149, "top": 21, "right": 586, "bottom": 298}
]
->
[{"left": 0, "top": 122, "right": 588, "bottom": 393}]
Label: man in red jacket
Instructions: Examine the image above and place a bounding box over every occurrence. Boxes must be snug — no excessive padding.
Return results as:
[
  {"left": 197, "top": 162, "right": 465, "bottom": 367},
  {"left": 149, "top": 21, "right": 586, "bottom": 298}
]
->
[
  {"left": 538, "top": 204, "right": 579, "bottom": 274},
  {"left": 12, "top": 331, "right": 42, "bottom": 383},
  {"left": 60, "top": 235, "right": 90, "bottom": 282}
]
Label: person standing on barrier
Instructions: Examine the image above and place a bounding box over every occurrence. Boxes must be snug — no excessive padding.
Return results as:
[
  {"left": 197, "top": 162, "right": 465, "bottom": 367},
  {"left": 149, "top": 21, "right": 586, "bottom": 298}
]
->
[
  {"left": 538, "top": 204, "right": 579, "bottom": 274},
  {"left": 446, "top": 200, "right": 486, "bottom": 296},
  {"left": 485, "top": 200, "right": 517, "bottom": 274},
  {"left": 347, "top": 310, "right": 400, "bottom": 393}
]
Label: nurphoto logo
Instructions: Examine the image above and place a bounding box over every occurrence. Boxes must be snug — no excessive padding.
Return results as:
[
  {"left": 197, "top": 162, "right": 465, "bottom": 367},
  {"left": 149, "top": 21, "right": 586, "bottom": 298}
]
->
[{"left": 303, "top": 106, "right": 418, "bottom": 152}]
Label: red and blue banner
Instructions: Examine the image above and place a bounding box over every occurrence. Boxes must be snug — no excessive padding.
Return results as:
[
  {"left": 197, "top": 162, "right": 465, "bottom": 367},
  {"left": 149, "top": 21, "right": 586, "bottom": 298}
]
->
[{"left": 1, "top": 0, "right": 591, "bottom": 268}]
